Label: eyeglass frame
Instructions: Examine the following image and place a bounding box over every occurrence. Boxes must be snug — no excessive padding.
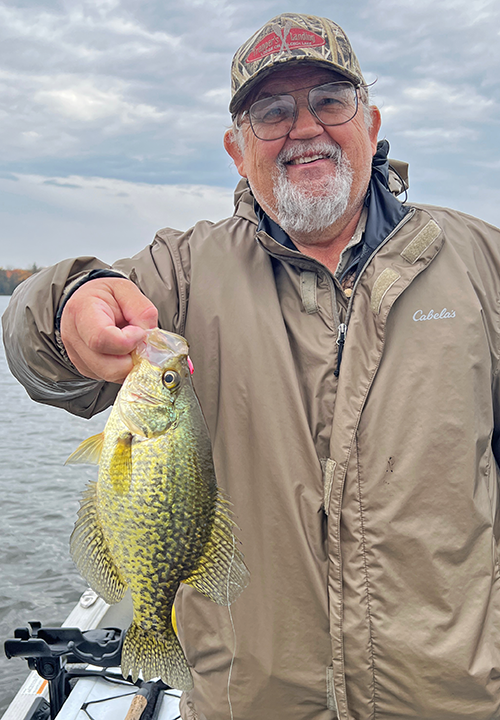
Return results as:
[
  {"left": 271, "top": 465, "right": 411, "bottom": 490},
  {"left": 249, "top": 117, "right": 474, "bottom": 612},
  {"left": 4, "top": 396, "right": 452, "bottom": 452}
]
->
[{"left": 234, "top": 80, "right": 364, "bottom": 142}]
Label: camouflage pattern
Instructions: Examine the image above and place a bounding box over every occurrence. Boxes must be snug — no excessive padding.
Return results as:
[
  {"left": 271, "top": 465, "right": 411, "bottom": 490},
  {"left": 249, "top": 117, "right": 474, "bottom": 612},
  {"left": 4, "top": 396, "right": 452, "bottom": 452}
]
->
[
  {"left": 68, "top": 329, "right": 249, "bottom": 690},
  {"left": 230, "top": 13, "right": 366, "bottom": 114}
]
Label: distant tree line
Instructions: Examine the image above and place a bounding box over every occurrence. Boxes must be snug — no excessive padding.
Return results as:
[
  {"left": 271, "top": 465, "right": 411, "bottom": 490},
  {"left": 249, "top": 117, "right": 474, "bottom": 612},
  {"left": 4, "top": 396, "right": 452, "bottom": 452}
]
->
[{"left": 0, "top": 265, "right": 41, "bottom": 295}]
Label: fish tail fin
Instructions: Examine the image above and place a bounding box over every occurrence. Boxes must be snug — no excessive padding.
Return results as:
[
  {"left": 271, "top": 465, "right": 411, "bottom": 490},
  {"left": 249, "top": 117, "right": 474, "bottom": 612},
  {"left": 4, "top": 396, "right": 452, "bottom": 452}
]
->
[{"left": 121, "top": 621, "right": 193, "bottom": 691}]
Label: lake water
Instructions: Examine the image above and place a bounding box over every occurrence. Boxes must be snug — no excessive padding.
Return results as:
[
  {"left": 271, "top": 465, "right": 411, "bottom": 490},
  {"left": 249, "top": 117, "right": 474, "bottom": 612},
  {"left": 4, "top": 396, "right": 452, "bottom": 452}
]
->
[{"left": 0, "top": 294, "right": 111, "bottom": 714}]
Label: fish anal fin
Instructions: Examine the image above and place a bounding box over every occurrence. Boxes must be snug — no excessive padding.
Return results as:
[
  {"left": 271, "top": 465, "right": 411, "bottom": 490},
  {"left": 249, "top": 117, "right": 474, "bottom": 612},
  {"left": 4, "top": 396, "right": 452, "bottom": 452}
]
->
[
  {"left": 65, "top": 432, "right": 105, "bottom": 465},
  {"left": 182, "top": 492, "right": 250, "bottom": 606},
  {"left": 109, "top": 434, "right": 132, "bottom": 494},
  {"left": 70, "top": 480, "right": 126, "bottom": 604},
  {"left": 121, "top": 620, "right": 193, "bottom": 690}
]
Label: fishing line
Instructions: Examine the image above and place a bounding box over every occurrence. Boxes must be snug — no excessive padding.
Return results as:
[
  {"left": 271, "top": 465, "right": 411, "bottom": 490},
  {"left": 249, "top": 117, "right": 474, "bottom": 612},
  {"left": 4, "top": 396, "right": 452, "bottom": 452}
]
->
[{"left": 226, "top": 533, "right": 237, "bottom": 720}]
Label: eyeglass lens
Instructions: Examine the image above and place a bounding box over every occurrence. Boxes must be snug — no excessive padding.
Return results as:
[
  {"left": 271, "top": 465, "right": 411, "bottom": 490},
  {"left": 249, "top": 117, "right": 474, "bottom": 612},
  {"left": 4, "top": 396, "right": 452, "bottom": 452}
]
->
[{"left": 248, "top": 81, "right": 358, "bottom": 141}]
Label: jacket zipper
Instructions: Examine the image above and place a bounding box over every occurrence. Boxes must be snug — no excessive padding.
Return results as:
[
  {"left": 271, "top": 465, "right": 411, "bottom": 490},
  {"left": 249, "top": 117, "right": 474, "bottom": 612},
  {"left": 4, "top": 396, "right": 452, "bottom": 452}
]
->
[
  {"left": 335, "top": 323, "right": 347, "bottom": 377},
  {"left": 257, "top": 206, "right": 416, "bottom": 376},
  {"left": 334, "top": 207, "right": 416, "bottom": 375},
  {"left": 321, "top": 271, "right": 343, "bottom": 376}
]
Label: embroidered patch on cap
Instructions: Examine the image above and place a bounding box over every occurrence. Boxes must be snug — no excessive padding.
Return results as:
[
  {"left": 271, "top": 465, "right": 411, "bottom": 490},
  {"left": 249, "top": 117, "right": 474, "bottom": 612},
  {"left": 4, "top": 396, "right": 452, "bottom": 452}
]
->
[
  {"left": 246, "top": 24, "right": 325, "bottom": 63},
  {"left": 230, "top": 13, "right": 365, "bottom": 115}
]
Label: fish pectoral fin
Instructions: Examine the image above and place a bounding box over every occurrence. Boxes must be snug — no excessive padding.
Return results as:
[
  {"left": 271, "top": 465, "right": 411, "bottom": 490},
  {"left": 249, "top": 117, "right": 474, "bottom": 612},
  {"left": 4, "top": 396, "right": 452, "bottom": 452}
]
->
[
  {"left": 65, "top": 432, "right": 105, "bottom": 465},
  {"left": 182, "top": 492, "right": 250, "bottom": 606},
  {"left": 109, "top": 434, "right": 133, "bottom": 494},
  {"left": 70, "top": 480, "right": 126, "bottom": 604}
]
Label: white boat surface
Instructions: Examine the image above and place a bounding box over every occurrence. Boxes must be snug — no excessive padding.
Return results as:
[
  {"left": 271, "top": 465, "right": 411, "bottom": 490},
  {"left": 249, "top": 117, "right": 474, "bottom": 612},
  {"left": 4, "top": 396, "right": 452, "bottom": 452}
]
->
[{"left": 2, "top": 589, "right": 182, "bottom": 720}]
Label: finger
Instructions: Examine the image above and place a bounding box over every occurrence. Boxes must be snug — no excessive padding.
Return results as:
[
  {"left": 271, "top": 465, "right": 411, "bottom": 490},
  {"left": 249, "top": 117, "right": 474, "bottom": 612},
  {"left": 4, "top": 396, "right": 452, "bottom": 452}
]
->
[
  {"left": 70, "top": 289, "right": 149, "bottom": 356},
  {"left": 84, "top": 322, "right": 148, "bottom": 356},
  {"left": 75, "top": 285, "right": 157, "bottom": 354},
  {"left": 60, "top": 278, "right": 158, "bottom": 382},
  {"left": 111, "top": 282, "right": 158, "bottom": 330},
  {"left": 60, "top": 300, "right": 132, "bottom": 380},
  {"left": 65, "top": 330, "right": 135, "bottom": 382}
]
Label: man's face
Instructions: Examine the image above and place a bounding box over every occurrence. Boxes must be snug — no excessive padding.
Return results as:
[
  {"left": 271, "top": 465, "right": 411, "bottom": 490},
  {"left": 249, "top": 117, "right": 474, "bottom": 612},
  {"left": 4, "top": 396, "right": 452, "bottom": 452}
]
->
[{"left": 225, "top": 64, "right": 381, "bottom": 240}]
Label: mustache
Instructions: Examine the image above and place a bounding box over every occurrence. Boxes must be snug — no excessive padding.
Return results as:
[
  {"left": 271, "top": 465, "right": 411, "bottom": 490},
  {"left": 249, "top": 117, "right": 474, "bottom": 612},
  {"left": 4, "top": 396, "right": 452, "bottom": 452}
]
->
[{"left": 276, "top": 141, "right": 342, "bottom": 169}]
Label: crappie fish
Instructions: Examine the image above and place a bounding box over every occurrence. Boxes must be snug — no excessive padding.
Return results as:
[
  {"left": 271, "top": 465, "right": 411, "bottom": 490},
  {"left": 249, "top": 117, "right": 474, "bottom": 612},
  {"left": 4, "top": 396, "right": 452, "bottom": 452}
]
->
[{"left": 67, "top": 328, "right": 249, "bottom": 690}]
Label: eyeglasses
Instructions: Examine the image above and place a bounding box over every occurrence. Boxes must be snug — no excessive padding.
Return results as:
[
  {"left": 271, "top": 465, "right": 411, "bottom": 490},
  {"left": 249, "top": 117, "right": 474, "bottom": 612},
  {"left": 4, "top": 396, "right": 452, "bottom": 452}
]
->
[{"left": 239, "top": 81, "right": 360, "bottom": 141}]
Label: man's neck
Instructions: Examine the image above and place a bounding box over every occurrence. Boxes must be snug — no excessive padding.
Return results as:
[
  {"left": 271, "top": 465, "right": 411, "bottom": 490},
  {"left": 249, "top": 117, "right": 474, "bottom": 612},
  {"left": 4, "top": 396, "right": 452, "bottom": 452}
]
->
[{"left": 290, "top": 207, "right": 364, "bottom": 275}]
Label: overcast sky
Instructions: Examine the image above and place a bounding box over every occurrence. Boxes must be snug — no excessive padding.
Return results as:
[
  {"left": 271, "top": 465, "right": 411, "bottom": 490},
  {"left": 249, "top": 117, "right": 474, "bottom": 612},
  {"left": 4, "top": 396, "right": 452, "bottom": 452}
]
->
[{"left": 1, "top": 0, "right": 499, "bottom": 267}]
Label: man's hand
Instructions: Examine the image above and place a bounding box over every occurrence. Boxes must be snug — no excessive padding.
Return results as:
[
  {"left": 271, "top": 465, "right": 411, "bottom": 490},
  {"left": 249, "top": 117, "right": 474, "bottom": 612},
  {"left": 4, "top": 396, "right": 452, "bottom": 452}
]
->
[{"left": 60, "top": 278, "right": 158, "bottom": 383}]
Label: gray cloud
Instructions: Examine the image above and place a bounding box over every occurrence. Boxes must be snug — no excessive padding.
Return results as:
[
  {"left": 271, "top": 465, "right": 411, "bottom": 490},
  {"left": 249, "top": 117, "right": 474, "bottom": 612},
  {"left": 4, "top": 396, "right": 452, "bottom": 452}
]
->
[
  {"left": 0, "top": 172, "right": 235, "bottom": 266},
  {"left": 0, "top": 0, "right": 498, "bottom": 266}
]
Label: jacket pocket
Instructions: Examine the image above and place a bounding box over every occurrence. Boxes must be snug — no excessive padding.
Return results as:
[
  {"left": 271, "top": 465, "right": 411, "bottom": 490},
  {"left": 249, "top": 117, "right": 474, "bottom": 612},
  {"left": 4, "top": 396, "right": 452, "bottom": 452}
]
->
[
  {"left": 179, "top": 693, "right": 206, "bottom": 720},
  {"left": 320, "top": 459, "right": 336, "bottom": 515}
]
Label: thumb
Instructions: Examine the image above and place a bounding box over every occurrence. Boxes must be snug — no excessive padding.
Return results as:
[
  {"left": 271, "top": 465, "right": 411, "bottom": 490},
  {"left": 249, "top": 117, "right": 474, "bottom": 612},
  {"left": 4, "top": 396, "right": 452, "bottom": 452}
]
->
[{"left": 120, "top": 324, "right": 150, "bottom": 347}]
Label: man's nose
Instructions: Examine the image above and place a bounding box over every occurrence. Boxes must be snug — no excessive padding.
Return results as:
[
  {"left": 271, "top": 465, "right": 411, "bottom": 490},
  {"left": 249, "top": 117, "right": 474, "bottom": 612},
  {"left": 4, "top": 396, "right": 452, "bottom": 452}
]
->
[{"left": 287, "top": 102, "right": 324, "bottom": 140}]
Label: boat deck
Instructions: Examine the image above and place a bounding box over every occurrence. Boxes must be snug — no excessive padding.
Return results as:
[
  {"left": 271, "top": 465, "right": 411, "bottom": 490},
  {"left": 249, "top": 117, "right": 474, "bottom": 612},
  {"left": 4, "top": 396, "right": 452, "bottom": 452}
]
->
[
  {"left": 55, "top": 675, "right": 181, "bottom": 719},
  {"left": 2, "top": 590, "right": 182, "bottom": 720}
]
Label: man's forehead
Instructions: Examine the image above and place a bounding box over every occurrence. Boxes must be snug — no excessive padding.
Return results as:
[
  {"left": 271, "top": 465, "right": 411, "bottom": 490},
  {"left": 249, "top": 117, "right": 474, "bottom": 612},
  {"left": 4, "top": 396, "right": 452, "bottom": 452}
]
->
[{"left": 250, "top": 64, "right": 347, "bottom": 101}]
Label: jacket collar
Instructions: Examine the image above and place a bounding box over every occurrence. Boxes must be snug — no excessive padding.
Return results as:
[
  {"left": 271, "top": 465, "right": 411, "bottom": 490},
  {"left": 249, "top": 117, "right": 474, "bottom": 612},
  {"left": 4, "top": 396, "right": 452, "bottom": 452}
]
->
[
  {"left": 356, "top": 139, "right": 410, "bottom": 276},
  {"left": 234, "top": 140, "right": 411, "bottom": 274}
]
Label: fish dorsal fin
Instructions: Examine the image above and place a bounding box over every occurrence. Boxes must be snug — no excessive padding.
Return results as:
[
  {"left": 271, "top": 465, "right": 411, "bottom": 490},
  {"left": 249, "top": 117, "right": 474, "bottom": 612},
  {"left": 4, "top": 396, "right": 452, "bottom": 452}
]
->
[
  {"left": 109, "top": 434, "right": 133, "bottom": 494},
  {"left": 65, "top": 432, "right": 105, "bottom": 465}
]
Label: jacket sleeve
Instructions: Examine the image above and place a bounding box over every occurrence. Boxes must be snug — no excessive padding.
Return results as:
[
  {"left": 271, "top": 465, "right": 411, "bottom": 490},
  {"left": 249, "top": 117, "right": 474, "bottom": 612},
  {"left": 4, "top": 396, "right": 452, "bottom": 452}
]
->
[
  {"left": 448, "top": 213, "right": 500, "bottom": 469},
  {"left": 1, "top": 226, "right": 193, "bottom": 418}
]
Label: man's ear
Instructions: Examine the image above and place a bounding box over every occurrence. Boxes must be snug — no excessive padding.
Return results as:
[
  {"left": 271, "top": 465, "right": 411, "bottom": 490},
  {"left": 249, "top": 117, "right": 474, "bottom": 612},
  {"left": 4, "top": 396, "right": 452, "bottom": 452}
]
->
[
  {"left": 224, "top": 129, "right": 247, "bottom": 178},
  {"left": 368, "top": 106, "right": 382, "bottom": 155}
]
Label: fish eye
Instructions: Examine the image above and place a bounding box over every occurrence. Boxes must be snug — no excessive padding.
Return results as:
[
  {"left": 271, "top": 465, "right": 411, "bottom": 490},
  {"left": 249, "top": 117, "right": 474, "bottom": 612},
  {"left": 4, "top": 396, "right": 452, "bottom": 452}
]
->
[{"left": 162, "top": 370, "right": 181, "bottom": 390}]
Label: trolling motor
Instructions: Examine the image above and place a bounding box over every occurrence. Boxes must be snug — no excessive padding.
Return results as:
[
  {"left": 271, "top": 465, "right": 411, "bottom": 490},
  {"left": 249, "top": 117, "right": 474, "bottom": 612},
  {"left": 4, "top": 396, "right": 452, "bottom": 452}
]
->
[{"left": 5, "top": 621, "right": 123, "bottom": 719}]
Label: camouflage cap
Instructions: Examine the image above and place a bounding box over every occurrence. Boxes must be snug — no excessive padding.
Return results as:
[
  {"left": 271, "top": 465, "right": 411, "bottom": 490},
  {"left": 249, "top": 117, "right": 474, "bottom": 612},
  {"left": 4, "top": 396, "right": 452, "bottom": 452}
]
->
[{"left": 230, "top": 13, "right": 366, "bottom": 115}]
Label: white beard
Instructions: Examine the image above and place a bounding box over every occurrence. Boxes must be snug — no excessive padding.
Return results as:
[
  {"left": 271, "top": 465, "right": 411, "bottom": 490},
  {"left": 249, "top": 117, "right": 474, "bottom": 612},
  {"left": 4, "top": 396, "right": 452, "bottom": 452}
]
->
[{"left": 272, "top": 141, "right": 353, "bottom": 236}]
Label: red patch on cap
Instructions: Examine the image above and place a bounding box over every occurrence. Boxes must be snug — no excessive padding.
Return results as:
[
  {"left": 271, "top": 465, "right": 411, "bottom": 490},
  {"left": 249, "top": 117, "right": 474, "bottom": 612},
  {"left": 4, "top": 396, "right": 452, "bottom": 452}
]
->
[{"left": 246, "top": 27, "right": 325, "bottom": 64}]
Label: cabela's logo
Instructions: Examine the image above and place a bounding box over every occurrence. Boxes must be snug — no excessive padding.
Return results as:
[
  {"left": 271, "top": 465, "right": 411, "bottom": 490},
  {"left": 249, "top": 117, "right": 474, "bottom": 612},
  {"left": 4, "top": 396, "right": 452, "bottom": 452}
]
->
[{"left": 413, "top": 308, "right": 456, "bottom": 322}]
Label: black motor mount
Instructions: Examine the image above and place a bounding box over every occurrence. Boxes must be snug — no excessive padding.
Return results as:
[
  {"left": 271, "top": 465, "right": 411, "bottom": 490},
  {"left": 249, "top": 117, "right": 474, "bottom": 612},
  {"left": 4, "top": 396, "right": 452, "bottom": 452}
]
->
[{"left": 5, "top": 621, "right": 124, "bottom": 719}]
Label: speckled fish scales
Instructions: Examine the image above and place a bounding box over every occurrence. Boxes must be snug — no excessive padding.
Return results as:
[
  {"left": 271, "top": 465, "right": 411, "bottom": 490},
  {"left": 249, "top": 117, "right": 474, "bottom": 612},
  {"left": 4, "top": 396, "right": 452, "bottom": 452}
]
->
[{"left": 67, "top": 329, "right": 249, "bottom": 690}]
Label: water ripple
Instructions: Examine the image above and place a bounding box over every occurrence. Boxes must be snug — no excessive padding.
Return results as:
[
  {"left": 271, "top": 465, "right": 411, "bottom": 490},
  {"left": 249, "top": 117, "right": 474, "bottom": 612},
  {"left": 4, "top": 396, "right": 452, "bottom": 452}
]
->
[{"left": 0, "top": 295, "right": 110, "bottom": 714}]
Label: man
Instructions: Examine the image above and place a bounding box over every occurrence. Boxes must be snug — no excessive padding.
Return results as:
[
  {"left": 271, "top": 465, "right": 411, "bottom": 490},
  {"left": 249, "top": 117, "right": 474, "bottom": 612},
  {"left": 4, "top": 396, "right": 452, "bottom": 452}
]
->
[{"left": 3, "top": 12, "right": 500, "bottom": 720}]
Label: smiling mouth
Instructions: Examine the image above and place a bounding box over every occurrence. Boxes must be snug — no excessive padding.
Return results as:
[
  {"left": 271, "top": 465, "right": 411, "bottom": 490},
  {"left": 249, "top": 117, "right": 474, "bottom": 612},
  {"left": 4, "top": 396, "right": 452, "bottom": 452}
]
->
[{"left": 287, "top": 154, "right": 333, "bottom": 166}]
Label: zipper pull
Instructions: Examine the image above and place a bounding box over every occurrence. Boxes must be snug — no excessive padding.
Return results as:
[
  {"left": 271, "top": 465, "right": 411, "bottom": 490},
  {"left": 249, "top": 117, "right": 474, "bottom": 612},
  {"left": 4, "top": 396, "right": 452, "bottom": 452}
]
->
[{"left": 334, "top": 323, "right": 347, "bottom": 377}]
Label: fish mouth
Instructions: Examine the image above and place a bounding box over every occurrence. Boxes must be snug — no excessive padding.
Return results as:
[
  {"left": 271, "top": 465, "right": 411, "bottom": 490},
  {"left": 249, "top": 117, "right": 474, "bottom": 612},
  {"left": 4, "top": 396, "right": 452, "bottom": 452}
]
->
[{"left": 134, "top": 328, "right": 189, "bottom": 367}]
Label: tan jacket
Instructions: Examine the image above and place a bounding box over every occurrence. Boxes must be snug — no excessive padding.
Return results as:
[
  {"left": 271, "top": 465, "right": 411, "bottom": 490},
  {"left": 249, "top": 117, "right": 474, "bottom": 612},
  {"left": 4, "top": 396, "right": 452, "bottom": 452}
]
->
[{"left": 3, "top": 180, "right": 500, "bottom": 719}]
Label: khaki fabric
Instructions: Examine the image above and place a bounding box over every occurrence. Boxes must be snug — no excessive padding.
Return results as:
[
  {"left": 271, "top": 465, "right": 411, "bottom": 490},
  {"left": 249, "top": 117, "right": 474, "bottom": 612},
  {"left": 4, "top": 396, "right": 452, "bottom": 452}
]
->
[{"left": 3, "top": 180, "right": 500, "bottom": 719}]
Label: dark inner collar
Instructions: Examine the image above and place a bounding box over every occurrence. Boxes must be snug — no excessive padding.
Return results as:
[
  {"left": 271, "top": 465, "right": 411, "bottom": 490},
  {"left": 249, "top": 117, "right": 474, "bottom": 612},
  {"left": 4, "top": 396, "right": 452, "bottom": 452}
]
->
[
  {"left": 254, "top": 202, "right": 298, "bottom": 251},
  {"left": 251, "top": 140, "right": 410, "bottom": 280}
]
